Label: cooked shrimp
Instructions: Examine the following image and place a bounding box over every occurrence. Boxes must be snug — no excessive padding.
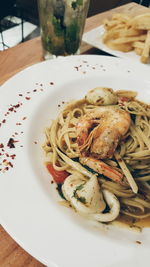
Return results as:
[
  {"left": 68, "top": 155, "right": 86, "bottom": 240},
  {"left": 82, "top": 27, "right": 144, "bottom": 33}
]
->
[
  {"left": 76, "top": 106, "right": 131, "bottom": 159},
  {"left": 85, "top": 87, "right": 118, "bottom": 106},
  {"left": 80, "top": 156, "right": 123, "bottom": 183}
]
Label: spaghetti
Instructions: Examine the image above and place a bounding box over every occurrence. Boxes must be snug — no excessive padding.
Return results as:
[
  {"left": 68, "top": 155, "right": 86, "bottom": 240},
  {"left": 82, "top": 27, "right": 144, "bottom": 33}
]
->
[{"left": 43, "top": 87, "right": 150, "bottom": 228}]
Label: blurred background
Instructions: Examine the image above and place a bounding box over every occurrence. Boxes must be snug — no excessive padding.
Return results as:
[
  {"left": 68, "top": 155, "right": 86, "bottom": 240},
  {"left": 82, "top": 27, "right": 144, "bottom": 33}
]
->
[{"left": 0, "top": 0, "right": 149, "bottom": 51}]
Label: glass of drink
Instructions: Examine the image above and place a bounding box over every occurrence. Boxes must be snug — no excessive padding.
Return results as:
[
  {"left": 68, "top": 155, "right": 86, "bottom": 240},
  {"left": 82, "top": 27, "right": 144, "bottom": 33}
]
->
[{"left": 37, "top": 0, "right": 90, "bottom": 60}]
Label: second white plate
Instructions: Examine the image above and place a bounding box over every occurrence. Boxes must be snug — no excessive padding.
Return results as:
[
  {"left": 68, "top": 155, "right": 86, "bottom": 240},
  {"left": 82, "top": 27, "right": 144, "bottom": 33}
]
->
[{"left": 83, "top": 25, "right": 150, "bottom": 66}]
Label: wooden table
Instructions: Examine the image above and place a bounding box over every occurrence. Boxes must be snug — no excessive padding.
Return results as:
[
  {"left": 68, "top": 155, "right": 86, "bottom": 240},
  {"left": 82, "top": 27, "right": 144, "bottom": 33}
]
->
[{"left": 0, "top": 2, "right": 149, "bottom": 266}]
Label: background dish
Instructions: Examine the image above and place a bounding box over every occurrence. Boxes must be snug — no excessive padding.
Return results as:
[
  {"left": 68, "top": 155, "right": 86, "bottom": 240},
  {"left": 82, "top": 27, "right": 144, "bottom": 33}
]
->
[
  {"left": 0, "top": 55, "right": 150, "bottom": 267},
  {"left": 83, "top": 25, "right": 150, "bottom": 66}
]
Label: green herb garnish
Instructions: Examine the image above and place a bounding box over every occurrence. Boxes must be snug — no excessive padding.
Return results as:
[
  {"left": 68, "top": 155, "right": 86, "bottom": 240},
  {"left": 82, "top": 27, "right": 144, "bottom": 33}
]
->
[
  {"left": 76, "top": 196, "right": 86, "bottom": 204},
  {"left": 72, "top": 183, "right": 86, "bottom": 204},
  {"left": 74, "top": 184, "right": 84, "bottom": 191}
]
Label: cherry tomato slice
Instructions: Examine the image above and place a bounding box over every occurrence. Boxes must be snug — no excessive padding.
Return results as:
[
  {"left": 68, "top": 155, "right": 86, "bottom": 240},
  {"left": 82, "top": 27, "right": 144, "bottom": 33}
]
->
[{"left": 46, "top": 163, "right": 69, "bottom": 184}]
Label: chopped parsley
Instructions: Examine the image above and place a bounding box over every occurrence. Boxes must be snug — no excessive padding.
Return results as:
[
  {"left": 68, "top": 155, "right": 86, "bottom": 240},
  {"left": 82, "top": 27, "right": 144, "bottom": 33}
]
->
[{"left": 72, "top": 183, "right": 86, "bottom": 204}]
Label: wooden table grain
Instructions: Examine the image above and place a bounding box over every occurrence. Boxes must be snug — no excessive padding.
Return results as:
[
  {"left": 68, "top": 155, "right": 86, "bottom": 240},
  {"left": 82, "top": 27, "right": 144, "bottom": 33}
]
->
[{"left": 0, "top": 2, "right": 149, "bottom": 266}]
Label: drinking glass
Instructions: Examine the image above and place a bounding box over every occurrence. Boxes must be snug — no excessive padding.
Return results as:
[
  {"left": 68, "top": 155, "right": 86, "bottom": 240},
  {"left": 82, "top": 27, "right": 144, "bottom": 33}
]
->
[{"left": 37, "top": 0, "right": 90, "bottom": 60}]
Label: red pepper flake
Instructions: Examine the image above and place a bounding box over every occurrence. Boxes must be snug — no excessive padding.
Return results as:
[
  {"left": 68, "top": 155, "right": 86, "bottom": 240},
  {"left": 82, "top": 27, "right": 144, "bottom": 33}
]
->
[
  {"left": 14, "top": 104, "right": 20, "bottom": 108},
  {"left": 10, "top": 154, "right": 16, "bottom": 159},
  {"left": 25, "top": 97, "right": 31, "bottom": 100},
  {"left": 3, "top": 159, "right": 7, "bottom": 163},
  {"left": 74, "top": 66, "right": 79, "bottom": 71},
  {"left": 8, "top": 107, "right": 14, "bottom": 111},
  {"left": 51, "top": 180, "right": 54, "bottom": 184},
  {"left": 2, "top": 149, "right": 4, "bottom": 152},
  {"left": 22, "top": 117, "right": 27, "bottom": 120},
  {"left": 2, "top": 119, "right": 6, "bottom": 123},
  {"left": 16, "top": 122, "right": 22, "bottom": 125},
  {"left": 33, "top": 89, "right": 37, "bottom": 92},
  {"left": 136, "top": 241, "right": 142, "bottom": 245},
  {"left": 8, "top": 162, "right": 13, "bottom": 168},
  {"left": 5, "top": 153, "right": 9, "bottom": 157},
  {"left": 8, "top": 104, "right": 20, "bottom": 113},
  {"left": 50, "top": 82, "right": 54, "bottom": 85},
  {"left": 5, "top": 112, "right": 10, "bottom": 116},
  {"left": 5, "top": 167, "right": 9, "bottom": 171},
  {"left": 0, "top": 144, "right": 4, "bottom": 148},
  {"left": 7, "top": 138, "right": 16, "bottom": 148}
]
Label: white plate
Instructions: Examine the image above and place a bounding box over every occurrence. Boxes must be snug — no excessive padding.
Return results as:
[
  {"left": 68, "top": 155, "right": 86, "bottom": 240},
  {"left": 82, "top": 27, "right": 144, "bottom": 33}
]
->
[
  {"left": 83, "top": 25, "right": 150, "bottom": 66},
  {"left": 0, "top": 55, "right": 150, "bottom": 267}
]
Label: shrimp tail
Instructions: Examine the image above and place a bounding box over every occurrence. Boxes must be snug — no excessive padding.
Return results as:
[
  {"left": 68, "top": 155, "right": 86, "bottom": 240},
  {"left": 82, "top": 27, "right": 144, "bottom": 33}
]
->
[{"left": 80, "top": 156, "right": 123, "bottom": 183}]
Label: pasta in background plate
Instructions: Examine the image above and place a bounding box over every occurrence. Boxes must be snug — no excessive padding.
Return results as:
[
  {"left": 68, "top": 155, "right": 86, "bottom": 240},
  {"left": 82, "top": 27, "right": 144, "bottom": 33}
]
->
[
  {"left": 102, "top": 13, "right": 150, "bottom": 64},
  {"left": 43, "top": 87, "right": 150, "bottom": 230}
]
